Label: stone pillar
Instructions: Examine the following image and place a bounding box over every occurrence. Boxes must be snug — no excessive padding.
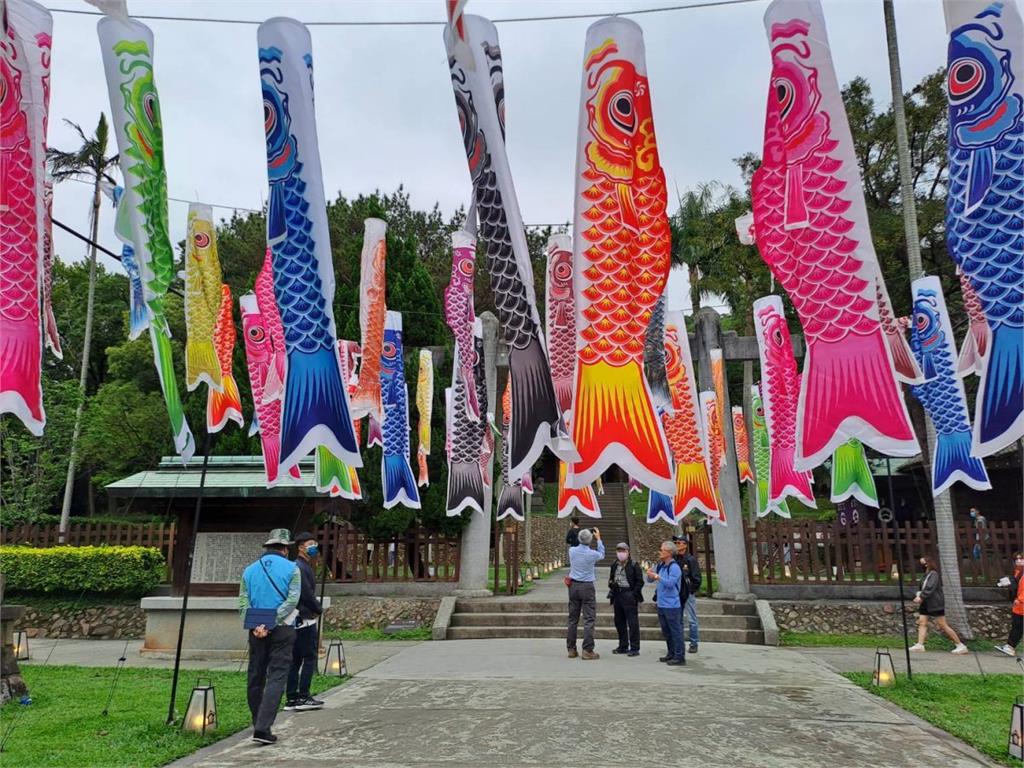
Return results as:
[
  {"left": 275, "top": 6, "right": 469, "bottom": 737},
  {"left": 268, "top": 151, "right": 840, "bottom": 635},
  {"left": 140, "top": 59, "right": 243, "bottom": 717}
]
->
[
  {"left": 456, "top": 312, "right": 499, "bottom": 596},
  {"left": 694, "top": 308, "right": 752, "bottom": 598}
]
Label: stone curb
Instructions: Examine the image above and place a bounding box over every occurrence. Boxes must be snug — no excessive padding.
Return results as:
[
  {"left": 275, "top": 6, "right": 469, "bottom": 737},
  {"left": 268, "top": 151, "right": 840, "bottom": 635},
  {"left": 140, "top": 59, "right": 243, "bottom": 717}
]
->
[
  {"left": 432, "top": 596, "right": 457, "bottom": 641},
  {"left": 755, "top": 599, "right": 779, "bottom": 646}
]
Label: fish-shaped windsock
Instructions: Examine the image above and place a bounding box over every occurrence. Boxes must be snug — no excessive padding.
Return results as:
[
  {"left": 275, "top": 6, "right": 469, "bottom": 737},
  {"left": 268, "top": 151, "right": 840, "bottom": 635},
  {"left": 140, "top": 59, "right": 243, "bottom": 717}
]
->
[
  {"left": 830, "top": 438, "right": 877, "bottom": 507},
  {"left": 110, "top": 185, "right": 148, "bottom": 340},
  {"left": 955, "top": 270, "right": 990, "bottom": 378},
  {"left": 753, "top": 297, "right": 816, "bottom": 508},
  {"left": 647, "top": 487, "right": 676, "bottom": 526},
  {"left": 557, "top": 462, "right": 600, "bottom": 518},
  {"left": 240, "top": 291, "right": 301, "bottom": 487},
  {"left": 522, "top": 473, "right": 534, "bottom": 495},
  {"left": 751, "top": 0, "right": 919, "bottom": 469},
  {"left": 415, "top": 349, "right": 433, "bottom": 487},
  {"left": 496, "top": 380, "right": 524, "bottom": 521},
  {"left": 732, "top": 407, "right": 754, "bottom": 485},
  {"left": 207, "top": 284, "right": 243, "bottom": 433},
  {"left": 97, "top": 12, "right": 194, "bottom": 461},
  {"left": 183, "top": 203, "right": 223, "bottom": 393},
  {"left": 446, "top": 319, "right": 486, "bottom": 515},
  {"left": 445, "top": 10, "right": 567, "bottom": 479},
  {"left": 351, "top": 218, "right": 387, "bottom": 423},
  {"left": 699, "top": 391, "right": 726, "bottom": 523},
  {"left": 443, "top": 230, "right": 479, "bottom": 421},
  {"left": 663, "top": 312, "right": 719, "bottom": 521},
  {"left": 628, "top": 476, "right": 642, "bottom": 494},
  {"left": 710, "top": 350, "right": 728, "bottom": 467},
  {"left": 380, "top": 311, "right": 420, "bottom": 510},
  {"left": 909, "top": 276, "right": 992, "bottom": 496},
  {"left": 258, "top": 18, "right": 360, "bottom": 471},
  {"left": 1, "top": 0, "right": 51, "bottom": 435},
  {"left": 943, "top": 0, "right": 1023, "bottom": 456},
  {"left": 569, "top": 17, "right": 674, "bottom": 495},
  {"left": 751, "top": 384, "right": 790, "bottom": 518}
]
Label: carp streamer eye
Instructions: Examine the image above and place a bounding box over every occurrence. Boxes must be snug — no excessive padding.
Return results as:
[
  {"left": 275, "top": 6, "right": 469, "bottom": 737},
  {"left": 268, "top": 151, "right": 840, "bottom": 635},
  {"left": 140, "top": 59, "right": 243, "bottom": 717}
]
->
[
  {"left": 948, "top": 58, "right": 984, "bottom": 101},
  {"left": 143, "top": 92, "right": 158, "bottom": 129},
  {"left": 193, "top": 232, "right": 210, "bottom": 249},
  {"left": 554, "top": 260, "right": 572, "bottom": 281},
  {"left": 458, "top": 258, "right": 474, "bottom": 277},
  {"left": 264, "top": 99, "right": 276, "bottom": 137},
  {"left": 610, "top": 90, "right": 635, "bottom": 133},
  {"left": 248, "top": 326, "right": 265, "bottom": 343},
  {"left": 772, "top": 328, "right": 784, "bottom": 346},
  {"left": 915, "top": 313, "right": 928, "bottom": 330},
  {"left": 383, "top": 342, "right": 397, "bottom": 359},
  {"left": 774, "top": 78, "right": 795, "bottom": 120}
]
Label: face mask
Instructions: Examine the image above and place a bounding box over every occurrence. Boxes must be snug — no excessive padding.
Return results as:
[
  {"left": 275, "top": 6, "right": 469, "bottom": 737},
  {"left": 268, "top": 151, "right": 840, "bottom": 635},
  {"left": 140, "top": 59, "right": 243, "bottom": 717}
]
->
[
  {"left": 306, "top": 545, "right": 319, "bottom": 557},
  {"left": 616, "top": 552, "right": 628, "bottom": 562},
  {"left": 919, "top": 560, "right": 927, "bottom": 568},
  {"left": 1015, "top": 559, "right": 1024, "bottom": 567}
]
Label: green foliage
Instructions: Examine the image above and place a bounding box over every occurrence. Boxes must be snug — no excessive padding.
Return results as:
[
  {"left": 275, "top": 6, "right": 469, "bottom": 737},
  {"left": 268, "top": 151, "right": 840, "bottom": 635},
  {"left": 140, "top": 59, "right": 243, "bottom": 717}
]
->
[
  {"left": 847, "top": 673, "right": 1018, "bottom": 766},
  {"left": 0, "top": 509, "right": 172, "bottom": 528},
  {"left": 324, "top": 626, "right": 432, "bottom": 641},
  {"left": 2, "top": 666, "right": 344, "bottom": 768},
  {"left": 1, "top": 546, "right": 165, "bottom": 595}
]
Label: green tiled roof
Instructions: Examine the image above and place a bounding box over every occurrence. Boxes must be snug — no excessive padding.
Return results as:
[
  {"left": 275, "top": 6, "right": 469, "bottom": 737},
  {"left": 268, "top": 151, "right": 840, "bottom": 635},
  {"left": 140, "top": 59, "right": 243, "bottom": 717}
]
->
[{"left": 104, "top": 456, "right": 322, "bottom": 498}]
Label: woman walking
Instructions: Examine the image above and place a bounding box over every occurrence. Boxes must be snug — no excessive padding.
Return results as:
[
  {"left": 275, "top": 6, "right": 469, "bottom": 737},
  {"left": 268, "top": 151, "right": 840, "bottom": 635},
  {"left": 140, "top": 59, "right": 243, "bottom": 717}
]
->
[
  {"left": 910, "top": 555, "right": 968, "bottom": 654},
  {"left": 996, "top": 551, "right": 1024, "bottom": 657}
]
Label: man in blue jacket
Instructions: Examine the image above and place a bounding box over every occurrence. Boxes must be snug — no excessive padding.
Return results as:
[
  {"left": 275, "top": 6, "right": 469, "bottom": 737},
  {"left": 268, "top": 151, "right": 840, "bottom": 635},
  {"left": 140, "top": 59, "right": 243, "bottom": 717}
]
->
[
  {"left": 567, "top": 527, "right": 604, "bottom": 660},
  {"left": 646, "top": 540, "right": 685, "bottom": 666},
  {"left": 239, "top": 528, "right": 301, "bottom": 745}
]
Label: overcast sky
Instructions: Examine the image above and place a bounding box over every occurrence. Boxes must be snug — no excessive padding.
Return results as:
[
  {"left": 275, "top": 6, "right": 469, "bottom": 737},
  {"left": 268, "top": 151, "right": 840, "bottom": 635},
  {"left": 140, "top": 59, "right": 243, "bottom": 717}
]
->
[{"left": 45, "top": 0, "right": 950, "bottom": 295}]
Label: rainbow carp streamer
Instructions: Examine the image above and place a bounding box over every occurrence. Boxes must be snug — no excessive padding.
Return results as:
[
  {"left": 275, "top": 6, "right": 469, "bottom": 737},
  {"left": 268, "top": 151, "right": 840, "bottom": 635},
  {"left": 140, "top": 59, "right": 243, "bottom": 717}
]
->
[
  {"left": 97, "top": 12, "right": 194, "bottom": 461},
  {"left": 258, "top": 18, "right": 360, "bottom": 473},
  {"left": 751, "top": 0, "right": 919, "bottom": 469},
  {"left": 444, "top": 9, "right": 568, "bottom": 479},
  {"left": 0, "top": 0, "right": 53, "bottom": 436},
  {"left": 909, "top": 276, "right": 991, "bottom": 496},
  {"left": 943, "top": 0, "right": 1023, "bottom": 456}
]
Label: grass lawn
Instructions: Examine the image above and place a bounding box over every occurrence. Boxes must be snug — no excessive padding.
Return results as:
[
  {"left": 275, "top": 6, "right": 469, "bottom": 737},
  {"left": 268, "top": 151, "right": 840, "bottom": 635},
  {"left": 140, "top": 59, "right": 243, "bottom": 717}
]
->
[
  {"left": 780, "top": 630, "right": 994, "bottom": 652},
  {"left": 0, "top": 665, "right": 345, "bottom": 767},
  {"left": 324, "top": 626, "right": 431, "bottom": 641},
  {"left": 846, "top": 672, "right": 1022, "bottom": 766}
]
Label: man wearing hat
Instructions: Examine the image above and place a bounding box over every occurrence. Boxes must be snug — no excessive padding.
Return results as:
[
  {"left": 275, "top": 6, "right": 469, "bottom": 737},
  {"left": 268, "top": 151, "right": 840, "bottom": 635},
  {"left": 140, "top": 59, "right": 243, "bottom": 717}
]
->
[
  {"left": 607, "top": 542, "right": 644, "bottom": 656},
  {"left": 239, "top": 529, "right": 302, "bottom": 745},
  {"left": 285, "top": 532, "right": 325, "bottom": 712}
]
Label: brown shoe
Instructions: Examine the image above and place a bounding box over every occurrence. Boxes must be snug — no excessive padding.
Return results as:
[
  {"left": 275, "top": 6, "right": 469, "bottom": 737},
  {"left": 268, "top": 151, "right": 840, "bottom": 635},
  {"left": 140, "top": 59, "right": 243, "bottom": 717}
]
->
[
  {"left": 567, "top": 648, "right": 578, "bottom": 658},
  {"left": 581, "top": 650, "right": 600, "bottom": 660}
]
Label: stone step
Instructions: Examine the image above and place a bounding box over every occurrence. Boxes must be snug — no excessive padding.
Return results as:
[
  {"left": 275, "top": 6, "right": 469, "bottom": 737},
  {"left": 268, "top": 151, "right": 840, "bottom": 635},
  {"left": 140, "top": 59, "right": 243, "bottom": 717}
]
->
[
  {"left": 445, "top": 626, "right": 765, "bottom": 644},
  {"left": 449, "top": 612, "right": 762, "bottom": 630},
  {"left": 454, "top": 599, "right": 758, "bottom": 616}
]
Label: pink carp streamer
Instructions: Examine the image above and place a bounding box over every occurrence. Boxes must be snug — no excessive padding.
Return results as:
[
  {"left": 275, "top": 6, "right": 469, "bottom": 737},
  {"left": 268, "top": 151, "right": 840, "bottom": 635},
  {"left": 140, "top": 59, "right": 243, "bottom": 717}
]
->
[
  {"left": 751, "top": 0, "right": 919, "bottom": 469},
  {"left": 443, "top": 230, "right": 479, "bottom": 421},
  {"left": 1, "top": 0, "right": 53, "bottom": 436}
]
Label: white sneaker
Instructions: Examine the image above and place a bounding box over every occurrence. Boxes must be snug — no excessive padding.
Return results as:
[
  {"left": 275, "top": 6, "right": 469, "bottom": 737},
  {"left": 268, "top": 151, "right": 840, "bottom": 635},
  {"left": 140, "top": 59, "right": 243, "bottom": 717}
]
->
[
  {"left": 951, "top": 643, "right": 969, "bottom": 655},
  {"left": 995, "top": 644, "right": 1017, "bottom": 657},
  {"left": 908, "top": 643, "right": 926, "bottom": 652}
]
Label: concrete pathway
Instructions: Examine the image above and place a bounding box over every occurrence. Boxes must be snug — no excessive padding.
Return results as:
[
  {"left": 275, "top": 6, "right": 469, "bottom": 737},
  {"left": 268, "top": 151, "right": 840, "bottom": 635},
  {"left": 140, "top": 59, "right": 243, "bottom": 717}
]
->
[
  {"left": 172, "top": 639, "right": 998, "bottom": 768},
  {"left": 795, "top": 645, "right": 1022, "bottom": 676}
]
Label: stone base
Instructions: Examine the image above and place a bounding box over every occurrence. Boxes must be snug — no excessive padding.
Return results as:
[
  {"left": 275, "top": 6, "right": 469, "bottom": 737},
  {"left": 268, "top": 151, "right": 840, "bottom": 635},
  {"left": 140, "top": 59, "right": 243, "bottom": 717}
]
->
[
  {"left": 452, "top": 589, "right": 493, "bottom": 598},
  {"left": 713, "top": 591, "right": 757, "bottom": 602}
]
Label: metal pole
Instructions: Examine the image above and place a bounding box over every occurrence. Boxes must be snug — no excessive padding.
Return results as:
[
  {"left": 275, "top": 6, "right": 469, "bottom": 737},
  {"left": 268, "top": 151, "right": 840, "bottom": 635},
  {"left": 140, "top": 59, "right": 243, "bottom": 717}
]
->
[
  {"left": 886, "top": 457, "right": 912, "bottom": 680},
  {"left": 166, "top": 432, "right": 213, "bottom": 725}
]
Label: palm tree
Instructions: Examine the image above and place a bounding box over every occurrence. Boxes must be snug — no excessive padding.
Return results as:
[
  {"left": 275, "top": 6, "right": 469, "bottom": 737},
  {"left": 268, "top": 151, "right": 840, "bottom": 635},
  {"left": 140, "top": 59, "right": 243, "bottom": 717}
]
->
[
  {"left": 883, "top": 0, "right": 971, "bottom": 638},
  {"left": 671, "top": 182, "right": 721, "bottom": 313},
  {"left": 48, "top": 113, "right": 120, "bottom": 538}
]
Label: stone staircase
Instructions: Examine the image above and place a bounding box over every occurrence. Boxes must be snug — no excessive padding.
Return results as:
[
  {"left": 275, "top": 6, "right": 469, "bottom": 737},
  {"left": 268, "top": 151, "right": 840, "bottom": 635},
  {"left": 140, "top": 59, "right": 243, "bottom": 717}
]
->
[
  {"left": 590, "top": 483, "right": 630, "bottom": 565},
  {"left": 447, "top": 596, "right": 765, "bottom": 644}
]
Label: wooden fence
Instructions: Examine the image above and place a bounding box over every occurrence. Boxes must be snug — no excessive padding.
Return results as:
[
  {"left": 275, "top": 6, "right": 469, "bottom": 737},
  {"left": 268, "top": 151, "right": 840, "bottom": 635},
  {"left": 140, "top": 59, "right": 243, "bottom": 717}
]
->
[
  {"left": 314, "top": 524, "right": 460, "bottom": 582},
  {"left": 0, "top": 522, "right": 177, "bottom": 565},
  {"left": 745, "top": 519, "right": 1020, "bottom": 585}
]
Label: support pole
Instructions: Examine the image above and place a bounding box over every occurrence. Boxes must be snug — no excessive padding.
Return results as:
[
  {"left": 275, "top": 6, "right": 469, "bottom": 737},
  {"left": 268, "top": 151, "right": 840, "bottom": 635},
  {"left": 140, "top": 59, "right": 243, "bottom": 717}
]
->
[
  {"left": 885, "top": 458, "right": 912, "bottom": 680},
  {"left": 166, "top": 433, "right": 212, "bottom": 725},
  {"left": 455, "top": 311, "right": 498, "bottom": 596},
  {"left": 693, "top": 308, "right": 751, "bottom": 598}
]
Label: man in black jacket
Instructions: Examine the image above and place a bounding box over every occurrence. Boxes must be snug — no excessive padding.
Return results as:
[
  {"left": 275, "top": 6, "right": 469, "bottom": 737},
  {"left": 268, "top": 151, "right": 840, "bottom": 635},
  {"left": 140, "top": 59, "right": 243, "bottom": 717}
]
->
[
  {"left": 673, "top": 536, "right": 701, "bottom": 654},
  {"left": 284, "top": 532, "right": 324, "bottom": 711},
  {"left": 608, "top": 542, "right": 644, "bottom": 656},
  {"left": 565, "top": 517, "right": 581, "bottom": 550}
]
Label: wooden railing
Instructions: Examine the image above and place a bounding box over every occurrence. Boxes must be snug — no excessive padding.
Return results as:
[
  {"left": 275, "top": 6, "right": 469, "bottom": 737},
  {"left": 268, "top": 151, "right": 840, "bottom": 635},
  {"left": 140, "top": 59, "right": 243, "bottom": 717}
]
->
[
  {"left": 744, "top": 519, "right": 1020, "bottom": 585},
  {"left": 314, "top": 524, "right": 460, "bottom": 582},
  {"left": 0, "top": 522, "right": 176, "bottom": 566}
]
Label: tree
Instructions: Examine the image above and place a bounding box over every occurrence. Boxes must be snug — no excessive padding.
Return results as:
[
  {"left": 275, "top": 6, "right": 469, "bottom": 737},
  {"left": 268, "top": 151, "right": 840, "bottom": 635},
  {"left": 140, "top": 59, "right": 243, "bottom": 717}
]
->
[{"left": 47, "top": 114, "right": 119, "bottom": 535}]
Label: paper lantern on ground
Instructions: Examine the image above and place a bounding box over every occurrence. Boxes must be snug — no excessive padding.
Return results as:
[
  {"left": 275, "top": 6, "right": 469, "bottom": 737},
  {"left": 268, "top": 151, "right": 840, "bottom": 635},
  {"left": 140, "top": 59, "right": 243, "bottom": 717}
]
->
[
  {"left": 12, "top": 631, "right": 29, "bottom": 661},
  {"left": 1009, "top": 696, "right": 1024, "bottom": 760},
  {"left": 872, "top": 648, "right": 895, "bottom": 687},
  {"left": 182, "top": 678, "right": 217, "bottom": 734},
  {"left": 323, "top": 640, "right": 347, "bottom": 677}
]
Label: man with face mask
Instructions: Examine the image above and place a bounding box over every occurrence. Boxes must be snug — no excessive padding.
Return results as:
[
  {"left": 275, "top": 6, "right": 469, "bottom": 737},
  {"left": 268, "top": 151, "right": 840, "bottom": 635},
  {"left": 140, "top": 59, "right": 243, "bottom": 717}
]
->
[
  {"left": 284, "top": 532, "right": 324, "bottom": 711},
  {"left": 607, "top": 542, "right": 644, "bottom": 656}
]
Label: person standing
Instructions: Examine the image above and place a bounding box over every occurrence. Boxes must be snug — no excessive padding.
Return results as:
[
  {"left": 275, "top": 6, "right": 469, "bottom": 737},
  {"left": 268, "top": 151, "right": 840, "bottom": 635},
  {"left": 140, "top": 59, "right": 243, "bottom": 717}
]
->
[
  {"left": 567, "top": 527, "right": 604, "bottom": 660},
  {"left": 909, "top": 554, "right": 968, "bottom": 654},
  {"left": 970, "top": 508, "right": 988, "bottom": 561},
  {"left": 239, "top": 529, "right": 302, "bottom": 744},
  {"left": 646, "top": 541, "right": 685, "bottom": 666},
  {"left": 673, "top": 536, "right": 701, "bottom": 654},
  {"left": 996, "top": 551, "right": 1024, "bottom": 658},
  {"left": 565, "top": 517, "right": 581, "bottom": 550},
  {"left": 608, "top": 542, "right": 644, "bottom": 656},
  {"left": 284, "top": 532, "right": 324, "bottom": 712}
]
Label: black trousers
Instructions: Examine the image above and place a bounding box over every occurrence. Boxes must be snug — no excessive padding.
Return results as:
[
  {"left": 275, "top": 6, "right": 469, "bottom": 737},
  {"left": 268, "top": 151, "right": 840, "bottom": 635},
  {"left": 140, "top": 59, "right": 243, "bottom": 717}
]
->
[
  {"left": 287, "top": 624, "right": 319, "bottom": 699},
  {"left": 247, "top": 625, "right": 296, "bottom": 733},
  {"left": 1010, "top": 613, "right": 1023, "bottom": 648},
  {"left": 612, "top": 589, "right": 640, "bottom": 651}
]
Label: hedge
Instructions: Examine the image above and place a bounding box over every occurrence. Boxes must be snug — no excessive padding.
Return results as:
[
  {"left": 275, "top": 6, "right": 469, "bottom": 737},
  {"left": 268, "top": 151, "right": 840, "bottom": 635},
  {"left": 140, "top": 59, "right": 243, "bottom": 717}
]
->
[{"left": 0, "top": 546, "right": 165, "bottom": 595}]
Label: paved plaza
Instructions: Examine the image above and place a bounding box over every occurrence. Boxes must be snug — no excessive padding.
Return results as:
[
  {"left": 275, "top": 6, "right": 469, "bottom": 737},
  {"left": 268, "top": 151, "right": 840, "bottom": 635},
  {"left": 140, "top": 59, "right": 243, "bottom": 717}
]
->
[{"left": 168, "top": 638, "right": 999, "bottom": 768}]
